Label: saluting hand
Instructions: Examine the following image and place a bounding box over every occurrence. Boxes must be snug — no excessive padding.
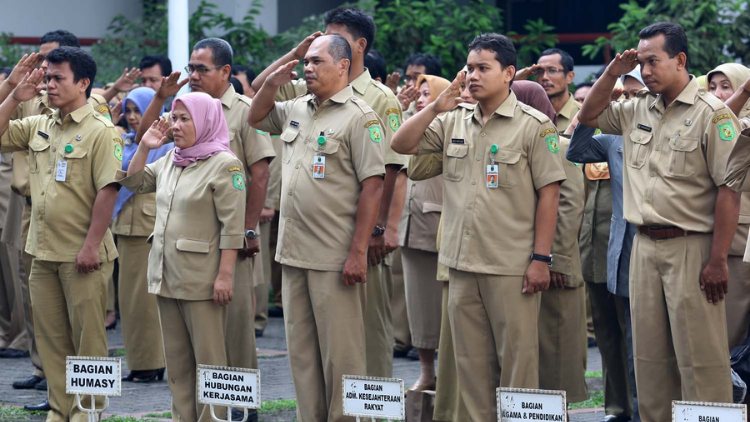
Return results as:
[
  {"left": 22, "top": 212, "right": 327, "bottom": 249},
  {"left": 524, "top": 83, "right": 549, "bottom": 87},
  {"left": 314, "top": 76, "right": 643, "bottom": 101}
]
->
[
  {"left": 11, "top": 69, "right": 45, "bottom": 103},
  {"left": 156, "top": 72, "right": 189, "bottom": 100},
  {"left": 515, "top": 64, "right": 542, "bottom": 81},
  {"left": 343, "top": 251, "right": 367, "bottom": 286},
  {"left": 741, "top": 77, "right": 750, "bottom": 94},
  {"left": 523, "top": 260, "right": 550, "bottom": 294},
  {"left": 431, "top": 71, "right": 465, "bottom": 114},
  {"left": 397, "top": 85, "right": 418, "bottom": 111},
  {"left": 111, "top": 100, "right": 124, "bottom": 125},
  {"left": 385, "top": 72, "right": 400, "bottom": 95},
  {"left": 606, "top": 49, "right": 639, "bottom": 77},
  {"left": 113, "top": 67, "right": 141, "bottom": 92},
  {"left": 141, "top": 118, "right": 171, "bottom": 150},
  {"left": 700, "top": 258, "right": 729, "bottom": 304},
  {"left": 7, "top": 53, "right": 42, "bottom": 87},
  {"left": 293, "top": 32, "right": 323, "bottom": 59},
  {"left": 213, "top": 273, "right": 233, "bottom": 306},
  {"left": 267, "top": 60, "right": 299, "bottom": 88}
]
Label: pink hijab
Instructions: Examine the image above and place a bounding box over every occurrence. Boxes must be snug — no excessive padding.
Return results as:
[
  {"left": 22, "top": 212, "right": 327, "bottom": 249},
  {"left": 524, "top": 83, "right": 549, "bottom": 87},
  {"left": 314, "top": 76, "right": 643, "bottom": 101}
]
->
[
  {"left": 171, "top": 92, "right": 234, "bottom": 167},
  {"left": 511, "top": 80, "right": 557, "bottom": 125}
]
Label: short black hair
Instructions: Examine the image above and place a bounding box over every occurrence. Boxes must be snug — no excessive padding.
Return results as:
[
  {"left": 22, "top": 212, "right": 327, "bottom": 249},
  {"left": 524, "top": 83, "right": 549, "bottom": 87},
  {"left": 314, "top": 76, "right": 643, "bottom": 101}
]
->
[
  {"left": 139, "top": 54, "right": 172, "bottom": 76},
  {"left": 40, "top": 30, "right": 80, "bottom": 48},
  {"left": 231, "top": 64, "right": 256, "bottom": 83},
  {"left": 365, "top": 50, "right": 387, "bottom": 82},
  {"left": 575, "top": 82, "right": 593, "bottom": 91},
  {"left": 46, "top": 47, "right": 97, "bottom": 98},
  {"left": 327, "top": 34, "right": 353, "bottom": 75},
  {"left": 539, "top": 48, "right": 574, "bottom": 73},
  {"left": 230, "top": 77, "right": 244, "bottom": 95},
  {"left": 324, "top": 7, "right": 376, "bottom": 56},
  {"left": 638, "top": 22, "right": 689, "bottom": 69},
  {"left": 193, "top": 38, "right": 233, "bottom": 68},
  {"left": 468, "top": 33, "right": 517, "bottom": 74},
  {"left": 403, "top": 53, "right": 442, "bottom": 77}
]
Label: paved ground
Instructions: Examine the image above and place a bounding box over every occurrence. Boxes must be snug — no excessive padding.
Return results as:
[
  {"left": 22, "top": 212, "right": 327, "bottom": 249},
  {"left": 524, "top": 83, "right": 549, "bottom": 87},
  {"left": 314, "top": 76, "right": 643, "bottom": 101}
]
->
[{"left": 0, "top": 316, "right": 607, "bottom": 421}]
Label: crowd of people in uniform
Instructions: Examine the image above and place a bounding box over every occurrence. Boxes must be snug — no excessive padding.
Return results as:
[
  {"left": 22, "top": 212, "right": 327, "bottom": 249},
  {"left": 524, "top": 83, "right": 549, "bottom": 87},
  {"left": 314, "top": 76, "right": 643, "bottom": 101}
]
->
[{"left": 1, "top": 8, "right": 750, "bottom": 422}]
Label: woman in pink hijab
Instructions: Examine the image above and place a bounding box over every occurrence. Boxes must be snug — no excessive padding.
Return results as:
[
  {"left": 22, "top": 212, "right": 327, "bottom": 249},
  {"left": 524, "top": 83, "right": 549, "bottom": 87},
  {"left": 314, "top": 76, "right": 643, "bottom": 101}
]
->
[{"left": 120, "top": 92, "right": 247, "bottom": 422}]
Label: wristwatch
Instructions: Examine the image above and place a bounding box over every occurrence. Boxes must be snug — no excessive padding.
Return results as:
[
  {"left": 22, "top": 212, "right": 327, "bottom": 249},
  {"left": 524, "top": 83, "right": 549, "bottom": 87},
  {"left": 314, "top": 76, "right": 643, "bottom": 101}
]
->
[
  {"left": 371, "top": 225, "right": 385, "bottom": 238},
  {"left": 245, "top": 229, "right": 259, "bottom": 239},
  {"left": 530, "top": 253, "right": 553, "bottom": 267}
]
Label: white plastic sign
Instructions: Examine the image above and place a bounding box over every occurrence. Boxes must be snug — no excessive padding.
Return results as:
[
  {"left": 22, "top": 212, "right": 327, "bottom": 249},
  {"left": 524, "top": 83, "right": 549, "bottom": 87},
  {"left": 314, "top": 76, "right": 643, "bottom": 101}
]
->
[
  {"left": 673, "top": 401, "right": 746, "bottom": 422},
  {"left": 197, "top": 365, "right": 261, "bottom": 409},
  {"left": 343, "top": 375, "right": 404, "bottom": 420},
  {"left": 497, "top": 388, "right": 567, "bottom": 422},
  {"left": 66, "top": 356, "right": 121, "bottom": 396}
]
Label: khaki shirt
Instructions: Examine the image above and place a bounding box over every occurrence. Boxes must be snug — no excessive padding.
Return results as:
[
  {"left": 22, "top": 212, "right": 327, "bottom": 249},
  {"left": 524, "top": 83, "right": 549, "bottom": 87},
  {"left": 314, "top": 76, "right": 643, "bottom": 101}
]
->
[
  {"left": 10, "top": 92, "right": 109, "bottom": 198},
  {"left": 557, "top": 95, "right": 581, "bottom": 136},
  {"left": 597, "top": 77, "right": 739, "bottom": 233},
  {"left": 119, "top": 150, "right": 246, "bottom": 299},
  {"left": 0, "top": 103, "right": 121, "bottom": 262},
  {"left": 111, "top": 190, "right": 156, "bottom": 237},
  {"left": 398, "top": 175, "right": 442, "bottom": 253},
  {"left": 258, "top": 85, "right": 386, "bottom": 271},
  {"left": 416, "top": 92, "right": 567, "bottom": 275},
  {"left": 264, "top": 134, "right": 283, "bottom": 210},
  {"left": 580, "top": 178, "right": 612, "bottom": 283},
  {"left": 550, "top": 139, "right": 585, "bottom": 287}
]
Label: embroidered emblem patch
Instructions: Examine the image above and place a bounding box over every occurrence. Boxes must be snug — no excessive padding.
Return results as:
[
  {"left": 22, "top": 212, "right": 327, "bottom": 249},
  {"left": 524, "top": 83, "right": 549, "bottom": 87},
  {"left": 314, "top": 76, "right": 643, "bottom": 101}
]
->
[
  {"left": 233, "top": 174, "right": 245, "bottom": 190},
  {"left": 114, "top": 144, "right": 123, "bottom": 161},
  {"left": 719, "top": 122, "right": 735, "bottom": 141},
  {"left": 389, "top": 114, "right": 400, "bottom": 132},
  {"left": 368, "top": 126, "right": 382, "bottom": 143},
  {"left": 546, "top": 135, "right": 559, "bottom": 153}
]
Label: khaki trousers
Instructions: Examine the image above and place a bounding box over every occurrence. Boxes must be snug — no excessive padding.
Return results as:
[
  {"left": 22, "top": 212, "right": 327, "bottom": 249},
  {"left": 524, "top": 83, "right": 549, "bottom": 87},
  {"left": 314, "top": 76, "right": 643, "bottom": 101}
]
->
[
  {"left": 586, "top": 287, "right": 596, "bottom": 340},
  {"left": 365, "top": 262, "right": 393, "bottom": 378},
  {"left": 588, "top": 282, "right": 632, "bottom": 419},
  {"left": 158, "top": 297, "right": 228, "bottom": 422},
  {"left": 402, "top": 247, "right": 442, "bottom": 349},
  {"left": 282, "top": 265, "right": 367, "bottom": 422},
  {"left": 30, "top": 259, "right": 112, "bottom": 422},
  {"left": 726, "top": 256, "right": 750, "bottom": 348},
  {"left": 390, "top": 248, "right": 412, "bottom": 352},
  {"left": 107, "top": 275, "right": 116, "bottom": 311},
  {"left": 538, "top": 286, "right": 588, "bottom": 403},
  {"left": 226, "top": 257, "right": 258, "bottom": 370},
  {"left": 433, "top": 283, "right": 469, "bottom": 422},
  {"left": 270, "top": 214, "right": 282, "bottom": 308},
  {"left": 117, "top": 235, "right": 165, "bottom": 370},
  {"left": 254, "top": 220, "right": 272, "bottom": 331},
  {"left": 448, "top": 269, "right": 540, "bottom": 422},
  {"left": 0, "top": 228, "right": 27, "bottom": 350},
  {"left": 631, "top": 234, "right": 732, "bottom": 422},
  {"left": 19, "top": 203, "right": 43, "bottom": 377}
]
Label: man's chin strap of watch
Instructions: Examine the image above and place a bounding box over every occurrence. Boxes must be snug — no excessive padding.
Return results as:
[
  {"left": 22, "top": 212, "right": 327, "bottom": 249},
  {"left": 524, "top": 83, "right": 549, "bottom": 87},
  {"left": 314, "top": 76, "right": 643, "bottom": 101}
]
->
[
  {"left": 372, "top": 225, "right": 385, "bottom": 238},
  {"left": 531, "top": 253, "right": 553, "bottom": 267}
]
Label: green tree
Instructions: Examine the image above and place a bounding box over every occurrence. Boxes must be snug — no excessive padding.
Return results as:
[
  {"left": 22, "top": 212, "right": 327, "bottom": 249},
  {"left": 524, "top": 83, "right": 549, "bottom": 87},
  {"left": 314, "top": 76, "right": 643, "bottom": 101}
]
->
[
  {"left": 0, "top": 33, "right": 34, "bottom": 68},
  {"left": 582, "top": 0, "right": 749, "bottom": 75}
]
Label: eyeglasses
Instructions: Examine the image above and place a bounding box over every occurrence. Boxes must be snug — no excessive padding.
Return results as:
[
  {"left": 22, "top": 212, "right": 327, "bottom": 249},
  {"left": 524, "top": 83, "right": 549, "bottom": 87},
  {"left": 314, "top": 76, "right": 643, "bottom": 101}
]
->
[
  {"left": 533, "top": 67, "right": 566, "bottom": 78},
  {"left": 184, "top": 64, "right": 222, "bottom": 75}
]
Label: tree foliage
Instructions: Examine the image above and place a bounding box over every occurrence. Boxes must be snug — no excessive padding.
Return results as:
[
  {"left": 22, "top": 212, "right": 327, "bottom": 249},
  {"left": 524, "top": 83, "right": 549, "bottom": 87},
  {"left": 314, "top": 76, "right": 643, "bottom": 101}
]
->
[{"left": 582, "top": 0, "right": 750, "bottom": 75}]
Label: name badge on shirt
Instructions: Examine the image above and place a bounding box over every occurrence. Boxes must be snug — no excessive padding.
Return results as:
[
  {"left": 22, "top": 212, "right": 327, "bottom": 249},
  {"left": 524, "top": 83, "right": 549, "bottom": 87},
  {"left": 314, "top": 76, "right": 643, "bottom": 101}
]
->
[
  {"left": 313, "top": 156, "right": 325, "bottom": 179},
  {"left": 486, "top": 165, "right": 498, "bottom": 189},
  {"left": 56, "top": 161, "right": 68, "bottom": 182}
]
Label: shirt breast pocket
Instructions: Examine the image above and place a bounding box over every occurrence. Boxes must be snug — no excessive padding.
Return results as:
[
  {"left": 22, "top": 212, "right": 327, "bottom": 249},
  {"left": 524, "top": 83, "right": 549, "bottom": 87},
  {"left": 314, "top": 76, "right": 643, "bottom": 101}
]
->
[
  {"left": 627, "top": 130, "right": 652, "bottom": 169},
  {"left": 667, "top": 136, "right": 699, "bottom": 177},
  {"left": 444, "top": 144, "right": 469, "bottom": 182},
  {"left": 61, "top": 148, "right": 88, "bottom": 182},
  {"left": 28, "top": 137, "right": 50, "bottom": 174},
  {"left": 280, "top": 128, "right": 299, "bottom": 164},
  {"left": 494, "top": 147, "right": 523, "bottom": 188},
  {"left": 316, "top": 139, "right": 341, "bottom": 176}
]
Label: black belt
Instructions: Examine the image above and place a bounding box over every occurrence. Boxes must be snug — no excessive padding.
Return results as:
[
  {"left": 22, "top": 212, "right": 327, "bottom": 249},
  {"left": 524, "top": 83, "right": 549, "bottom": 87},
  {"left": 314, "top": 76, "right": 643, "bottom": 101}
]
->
[{"left": 637, "top": 225, "right": 703, "bottom": 241}]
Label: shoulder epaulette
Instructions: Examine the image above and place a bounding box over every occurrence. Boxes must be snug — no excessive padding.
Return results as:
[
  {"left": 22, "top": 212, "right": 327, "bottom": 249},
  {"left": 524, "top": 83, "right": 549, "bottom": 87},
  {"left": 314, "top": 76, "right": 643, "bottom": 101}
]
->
[
  {"left": 697, "top": 89, "right": 724, "bottom": 112},
  {"left": 518, "top": 102, "right": 551, "bottom": 124}
]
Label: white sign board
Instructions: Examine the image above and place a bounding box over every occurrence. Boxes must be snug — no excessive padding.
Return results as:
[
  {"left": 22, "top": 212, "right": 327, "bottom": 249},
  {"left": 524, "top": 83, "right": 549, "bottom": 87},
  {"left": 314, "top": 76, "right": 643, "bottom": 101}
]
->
[
  {"left": 497, "top": 388, "right": 567, "bottom": 422},
  {"left": 66, "top": 356, "right": 121, "bottom": 396},
  {"left": 197, "top": 365, "right": 261, "bottom": 409},
  {"left": 673, "top": 401, "right": 747, "bottom": 422},
  {"left": 343, "top": 375, "right": 404, "bottom": 419}
]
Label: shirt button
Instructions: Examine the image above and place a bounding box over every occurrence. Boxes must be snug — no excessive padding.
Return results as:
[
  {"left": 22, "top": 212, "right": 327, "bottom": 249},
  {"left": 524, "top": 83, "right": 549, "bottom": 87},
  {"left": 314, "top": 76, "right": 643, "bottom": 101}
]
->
[
  {"left": 288, "top": 191, "right": 293, "bottom": 196},
  {"left": 286, "top": 218, "right": 291, "bottom": 223},
  {"left": 650, "top": 172, "right": 655, "bottom": 177},
  {"left": 464, "top": 230, "right": 470, "bottom": 235},
  {"left": 500, "top": 154, "right": 506, "bottom": 159},
  {"left": 471, "top": 180, "right": 476, "bottom": 185},
  {"left": 41, "top": 192, "right": 44, "bottom": 196},
  {"left": 467, "top": 205, "right": 472, "bottom": 210},
  {"left": 481, "top": 133, "right": 486, "bottom": 137},
  {"left": 655, "top": 146, "right": 660, "bottom": 151},
  {"left": 475, "top": 156, "right": 481, "bottom": 161},
  {"left": 295, "top": 164, "right": 300, "bottom": 169},
  {"left": 47, "top": 169, "right": 51, "bottom": 174},
  {"left": 645, "top": 198, "right": 650, "bottom": 203},
  {"left": 661, "top": 119, "right": 666, "bottom": 124},
  {"left": 304, "top": 140, "right": 309, "bottom": 144},
  {"left": 314, "top": 116, "right": 318, "bottom": 120}
]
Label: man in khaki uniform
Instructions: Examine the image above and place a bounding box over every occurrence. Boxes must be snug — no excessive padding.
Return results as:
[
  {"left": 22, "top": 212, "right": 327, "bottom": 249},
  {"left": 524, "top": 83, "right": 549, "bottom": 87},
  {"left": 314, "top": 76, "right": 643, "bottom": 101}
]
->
[
  {"left": 579, "top": 22, "right": 739, "bottom": 422},
  {"left": 136, "top": 40, "right": 273, "bottom": 420},
  {"left": 249, "top": 34, "right": 385, "bottom": 422},
  {"left": 252, "top": 9, "right": 408, "bottom": 379},
  {"left": 0, "top": 47, "right": 122, "bottom": 422},
  {"left": 539, "top": 139, "right": 589, "bottom": 403},
  {"left": 392, "top": 34, "right": 566, "bottom": 421}
]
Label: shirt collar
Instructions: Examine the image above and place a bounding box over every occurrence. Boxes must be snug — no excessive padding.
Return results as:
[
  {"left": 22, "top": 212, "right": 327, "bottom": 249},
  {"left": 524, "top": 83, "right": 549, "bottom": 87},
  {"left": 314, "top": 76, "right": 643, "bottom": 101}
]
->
[
  {"left": 350, "top": 69, "right": 372, "bottom": 96},
  {"left": 472, "top": 90, "right": 517, "bottom": 123},
  {"left": 310, "top": 85, "right": 354, "bottom": 107},
  {"left": 650, "top": 75, "right": 698, "bottom": 111},
  {"left": 51, "top": 103, "right": 93, "bottom": 125},
  {"left": 219, "top": 84, "right": 235, "bottom": 109},
  {"left": 558, "top": 94, "right": 580, "bottom": 120}
]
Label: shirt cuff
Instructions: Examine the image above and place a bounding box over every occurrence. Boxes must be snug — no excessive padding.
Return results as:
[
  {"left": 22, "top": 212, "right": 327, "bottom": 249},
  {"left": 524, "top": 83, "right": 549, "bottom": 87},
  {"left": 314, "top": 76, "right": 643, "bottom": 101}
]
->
[
  {"left": 549, "top": 253, "right": 572, "bottom": 276},
  {"left": 117, "top": 169, "right": 145, "bottom": 191},
  {"left": 220, "top": 234, "right": 246, "bottom": 249}
]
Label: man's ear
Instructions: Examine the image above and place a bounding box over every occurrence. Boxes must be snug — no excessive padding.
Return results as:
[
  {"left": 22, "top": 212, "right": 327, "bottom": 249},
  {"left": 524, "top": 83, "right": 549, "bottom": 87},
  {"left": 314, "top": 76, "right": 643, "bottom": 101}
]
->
[
  {"left": 79, "top": 78, "right": 90, "bottom": 95},
  {"left": 566, "top": 70, "right": 576, "bottom": 85},
  {"left": 340, "top": 59, "right": 351, "bottom": 77},
  {"left": 675, "top": 52, "right": 688, "bottom": 71}
]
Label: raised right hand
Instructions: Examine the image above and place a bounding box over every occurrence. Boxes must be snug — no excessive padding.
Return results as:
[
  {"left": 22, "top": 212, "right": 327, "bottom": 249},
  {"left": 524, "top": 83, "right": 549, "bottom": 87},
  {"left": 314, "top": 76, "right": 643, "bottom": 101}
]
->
[
  {"left": 156, "top": 72, "right": 189, "bottom": 100},
  {"left": 267, "top": 60, "right": 299, "bottom": 88},
  {"left": 7, "top": 53, "right": 42, "bottom": 87},
  {"left": 606, "top": 49, "right": 639, "bottom": 77},
  {"left": 293, "top": 32, "right": 323, "bottom": 59},
  {"left": 11, "top": 69, "right": 45, "bottom": 103},
  {"left": 385, "top": 72, "right": 400, "bottom": 95},
  {"left": 141, "top": 119, "right": 171, "bottom": 150},
  {"left": 431, "top": 71, "right": 465, "bottom": 114},
  {"left": 515, "top": 63, "right": 542, "bottom": 80},
  {"left": 397, "top": 85, "right": 417, "bottom": 111}
]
